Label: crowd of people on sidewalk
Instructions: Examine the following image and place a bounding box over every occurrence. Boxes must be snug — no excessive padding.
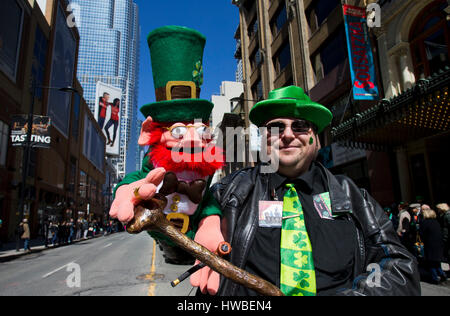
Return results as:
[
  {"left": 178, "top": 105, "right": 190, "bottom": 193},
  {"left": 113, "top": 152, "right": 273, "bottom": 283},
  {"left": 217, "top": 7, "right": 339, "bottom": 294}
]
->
[
  {"left": 384, "top": 200, "right": 450, "bottom": 285},
  {"left": 13, "top": 218, "right": 123, "bottom": 252}
]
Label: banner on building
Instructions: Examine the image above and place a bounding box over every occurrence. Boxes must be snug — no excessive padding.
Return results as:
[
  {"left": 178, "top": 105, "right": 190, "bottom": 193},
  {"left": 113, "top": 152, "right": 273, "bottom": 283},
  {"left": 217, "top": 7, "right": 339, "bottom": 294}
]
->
[
  {"left": 94, "top": 81, "right": 122, "bottom": 156},
  {"left": 10, "top": 115, "right": 52, "bottom": 148},
  {"left": 47, "top": 3, "right": 77, "bottom": 138},
  {"left": 343, "top": 4, "right": 379, "bottom": 101}
]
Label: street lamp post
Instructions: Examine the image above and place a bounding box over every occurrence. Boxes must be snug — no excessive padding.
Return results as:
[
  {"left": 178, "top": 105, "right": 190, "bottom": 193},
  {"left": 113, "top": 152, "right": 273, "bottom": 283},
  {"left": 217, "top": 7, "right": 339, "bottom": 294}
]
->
[
  {"left": 17, "top": 82, "right": 79, "bottom": 224},
  {"left": 229, "top": 96, "right": 257, "bottom": 122}
]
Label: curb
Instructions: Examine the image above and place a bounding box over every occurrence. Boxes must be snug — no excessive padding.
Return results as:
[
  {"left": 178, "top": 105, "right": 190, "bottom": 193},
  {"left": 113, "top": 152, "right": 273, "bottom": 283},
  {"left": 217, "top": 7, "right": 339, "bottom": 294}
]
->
[{"left": 0, "top": 233, "right": 109, "bottom": 263}]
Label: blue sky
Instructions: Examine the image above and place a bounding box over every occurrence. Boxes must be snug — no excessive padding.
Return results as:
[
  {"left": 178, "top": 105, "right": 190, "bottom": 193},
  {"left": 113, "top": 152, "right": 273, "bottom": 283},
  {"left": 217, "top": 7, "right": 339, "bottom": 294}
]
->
[{"left": 134, "top": 0, "right": 240, "bottom": 121}]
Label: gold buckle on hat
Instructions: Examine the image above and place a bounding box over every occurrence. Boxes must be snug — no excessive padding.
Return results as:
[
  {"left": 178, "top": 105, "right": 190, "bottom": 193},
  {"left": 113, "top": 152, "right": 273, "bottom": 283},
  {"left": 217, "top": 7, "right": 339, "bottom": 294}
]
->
[{"left": 166, "top": 81, "right": 196, "bottom": 100}]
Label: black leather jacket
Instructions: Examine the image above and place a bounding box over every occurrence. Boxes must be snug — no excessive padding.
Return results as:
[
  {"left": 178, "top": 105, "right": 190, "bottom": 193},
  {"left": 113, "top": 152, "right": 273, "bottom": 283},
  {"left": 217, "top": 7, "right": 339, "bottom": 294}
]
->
[{"left": 212, "top": 163, "right": 421, "bottom": 296}]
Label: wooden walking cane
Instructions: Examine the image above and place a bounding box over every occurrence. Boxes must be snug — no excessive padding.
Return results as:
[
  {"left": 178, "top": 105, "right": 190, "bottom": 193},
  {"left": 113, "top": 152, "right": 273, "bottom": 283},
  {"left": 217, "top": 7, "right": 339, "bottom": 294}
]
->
[{"left": 126, "top": 194, "right": 284, "bottom": 296}]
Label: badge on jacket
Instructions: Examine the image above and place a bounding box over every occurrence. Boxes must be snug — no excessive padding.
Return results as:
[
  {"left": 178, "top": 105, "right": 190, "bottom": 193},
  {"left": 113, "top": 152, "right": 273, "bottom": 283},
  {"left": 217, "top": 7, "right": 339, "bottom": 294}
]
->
[
  {"left": 258, "top": 201, "right": 283, "bottom": 228},
  {"left": 313, "top": 192, "right": 334, "bottom": 220}
]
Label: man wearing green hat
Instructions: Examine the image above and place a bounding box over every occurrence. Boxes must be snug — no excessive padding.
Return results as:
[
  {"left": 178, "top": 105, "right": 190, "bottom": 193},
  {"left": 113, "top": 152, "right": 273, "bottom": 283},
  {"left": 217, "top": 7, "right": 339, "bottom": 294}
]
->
[
  {"left": 110, "top": 26, "right": 226, "bottom": 266},
  {"left": 194, "top": 85, "right": 421, "bottom": 296}
]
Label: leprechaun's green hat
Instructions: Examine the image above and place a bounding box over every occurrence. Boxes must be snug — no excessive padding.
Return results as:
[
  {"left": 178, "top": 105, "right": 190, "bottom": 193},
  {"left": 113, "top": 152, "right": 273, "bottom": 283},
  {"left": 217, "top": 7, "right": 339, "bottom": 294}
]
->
[
  {"left": 140, "top": 25, "right": 213, "bottom": 123},
  {"left": 249, "top": 86, "right": 333, "bottom": 133}
]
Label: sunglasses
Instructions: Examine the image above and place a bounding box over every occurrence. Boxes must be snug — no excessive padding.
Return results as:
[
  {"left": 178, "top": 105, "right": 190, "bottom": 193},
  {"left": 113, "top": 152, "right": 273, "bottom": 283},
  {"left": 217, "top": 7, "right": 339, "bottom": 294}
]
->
[
  {"left": 165, "top": 123, "right": 212, "bottom": 140},
  {"left": 264, "top": 120, "right": 315, "bottom": 135}
]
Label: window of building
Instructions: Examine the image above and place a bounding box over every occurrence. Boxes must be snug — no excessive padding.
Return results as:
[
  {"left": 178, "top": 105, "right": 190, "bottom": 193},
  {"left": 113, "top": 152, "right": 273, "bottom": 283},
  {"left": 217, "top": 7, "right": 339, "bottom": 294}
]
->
[
  {"left": 0, "top": 121, "right": 9, "bottom": 167},
  {"left": 32, "top": 27, "right": 48, "bottom": 100},
  {"left": 248, "top": 17, "right": 259, "bottom": 39},
  {"left": 79, "top": 170, "right": 87, "bottom": 199},
  {"left": 410, "top": 0, "right": 449, "bottom": 79},
  {"left": 306, "top": 0, "right": 340, "bottom": 35},
  {"left": 273, "top": 41, "right": 291, "bottom": 75},
  {"left": 311, "top": 27, "right": 347, "bottom": 84},
  {"left": 250, "top": 48, "right": 262, "bottom": 71},
  {"left": 243, "top": 0, "right": 255, "bottom": 13},
  {"left": 68, "top": 158, "right": 77, "bottom": 193},
  {"left": 91, "top": 179, "right": 97, "bottom": 204},
  {"left": 0, "top": 0, "right": 24, "bottom": 82},
  {"left": 270, "top": 3, "right": 287, "bottom": 38},
  {"left": 251, "top": 78, "right": 263, "bottom": 101}
]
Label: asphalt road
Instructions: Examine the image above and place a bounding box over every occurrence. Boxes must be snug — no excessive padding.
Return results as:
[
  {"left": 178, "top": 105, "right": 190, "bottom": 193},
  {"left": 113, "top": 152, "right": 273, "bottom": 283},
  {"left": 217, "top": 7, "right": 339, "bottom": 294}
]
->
[
  {"left": 0, "top": 231, "right": 449, "bottom": 296},
  {"left": 0, "top": 232, "right": 195, "bottom": 296}
]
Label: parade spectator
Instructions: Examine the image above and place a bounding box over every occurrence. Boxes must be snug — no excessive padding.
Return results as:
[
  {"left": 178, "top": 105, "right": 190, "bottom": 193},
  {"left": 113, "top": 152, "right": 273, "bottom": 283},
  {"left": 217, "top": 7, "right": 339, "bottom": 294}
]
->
[
  {"left": 389, "top": 202, "right": 400, "bottom": 231},
  {"left": 20, "top": 219, "right": 31, "bottom": 253},
  {"left": 397, "top": 204, "right": 416, "bottom": 256},
  {"left": 436, "top": 203, "right": 450, "bottom": 263},
  {"left": 419, "top": 209, "right": 447, "bottom": 284},
  {"left": 46, "top": 221, "right": 53, "bottom": 246},
  {"left": 42, "top": 216, "right": 50, "bottom": 248},
  {"left": 83, "top": 219, "right": 89, "bottom": 239},
  {"left": 75, "top": 219, "right": 82, "bottom": 240},
  {"left": 410, "top": 203, "right": 422, "bottom": 228},
  {"left": 50, "top": 221, "right": 59, "bottom": 246},
  {"left": 87, "top": 221, "right": 94, "bottom": 238},
  {"left": 58, "top": 221, "right": 66, "bottom": 245},
  {"left": 192, "top": 86, "right": 420, "bottom": 296},
  {"left": 68, "top": 219, "right": 75, "bottom": 244}
]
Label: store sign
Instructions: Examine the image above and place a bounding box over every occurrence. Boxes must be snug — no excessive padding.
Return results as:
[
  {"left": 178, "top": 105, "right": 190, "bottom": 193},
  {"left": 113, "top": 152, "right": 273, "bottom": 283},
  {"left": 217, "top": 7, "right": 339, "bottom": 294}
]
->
[
  {"left": 343, "top": 4, "right": 379, "bottom": 100},
  {"left": 10, "top": 115, "right": 52, "bottom": 148}
]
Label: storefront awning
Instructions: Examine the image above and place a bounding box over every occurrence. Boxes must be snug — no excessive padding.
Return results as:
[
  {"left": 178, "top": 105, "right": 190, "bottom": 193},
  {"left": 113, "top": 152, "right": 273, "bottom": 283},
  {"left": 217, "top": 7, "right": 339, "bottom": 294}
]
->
[{"left": 331, "top": 67, "right": 450, "bottom": 150}]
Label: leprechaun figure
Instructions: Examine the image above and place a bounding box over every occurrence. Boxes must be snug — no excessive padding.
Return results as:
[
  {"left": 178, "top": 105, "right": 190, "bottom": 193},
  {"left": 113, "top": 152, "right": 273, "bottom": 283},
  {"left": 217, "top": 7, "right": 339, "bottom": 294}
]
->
[{"left": 109, "top": 26, "right": 226, "bottom": 292}]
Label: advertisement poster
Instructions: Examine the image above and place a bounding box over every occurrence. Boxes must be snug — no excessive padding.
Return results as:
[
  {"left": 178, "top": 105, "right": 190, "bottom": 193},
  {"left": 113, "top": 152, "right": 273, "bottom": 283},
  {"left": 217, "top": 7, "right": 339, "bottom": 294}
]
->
[
  {"left": 10, "top": 115, "right": 52, "bottom": 148},
  {"left": 95, "top": 81, "right": 122, "bottom": 156},
  {"left": 47, "top": 3, "right": 76, "bottom": 138},
  {"left": 343, "top": 4, "right": 379, "bottom": 101}
]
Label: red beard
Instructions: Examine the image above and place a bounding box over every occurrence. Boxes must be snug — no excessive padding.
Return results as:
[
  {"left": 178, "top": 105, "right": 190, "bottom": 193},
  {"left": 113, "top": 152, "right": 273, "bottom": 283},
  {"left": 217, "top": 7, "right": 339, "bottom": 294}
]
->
[{"left": 148, "top": 143, "right": 224, "bottom": 178}]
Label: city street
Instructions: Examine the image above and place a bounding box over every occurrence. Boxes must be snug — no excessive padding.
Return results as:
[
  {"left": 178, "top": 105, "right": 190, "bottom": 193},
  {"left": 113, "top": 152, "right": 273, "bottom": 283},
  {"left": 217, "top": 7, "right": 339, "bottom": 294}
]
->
[
  {"left": 0, "top": 231, "right": 449, "bottom": 296},
  {"left": 0, "top": 232, "right": 194, "bottom": 296}
]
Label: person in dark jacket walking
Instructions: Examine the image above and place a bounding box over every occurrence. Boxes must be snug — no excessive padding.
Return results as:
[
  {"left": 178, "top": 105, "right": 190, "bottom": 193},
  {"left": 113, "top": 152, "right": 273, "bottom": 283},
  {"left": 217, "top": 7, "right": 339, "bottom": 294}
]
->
[{"left": 419, "top": 209, "right": 447, "bottom": 284}]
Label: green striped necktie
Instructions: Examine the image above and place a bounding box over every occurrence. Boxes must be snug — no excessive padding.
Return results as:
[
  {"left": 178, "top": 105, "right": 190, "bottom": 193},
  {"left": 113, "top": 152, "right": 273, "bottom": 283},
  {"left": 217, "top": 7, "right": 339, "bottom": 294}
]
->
[{"left": 280, "top": 184, "right": 316, "bottom": 296}]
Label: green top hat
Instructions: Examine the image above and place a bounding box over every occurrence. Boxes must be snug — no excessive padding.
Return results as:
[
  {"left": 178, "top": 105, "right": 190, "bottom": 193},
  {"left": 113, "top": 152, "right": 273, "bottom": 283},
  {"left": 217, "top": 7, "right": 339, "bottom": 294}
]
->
[
  {"left": 140, "top": 25, "right": 213, "bottom": 123},
  {"left": 249, "top": 86, "right": 333, "bottom": 133}
]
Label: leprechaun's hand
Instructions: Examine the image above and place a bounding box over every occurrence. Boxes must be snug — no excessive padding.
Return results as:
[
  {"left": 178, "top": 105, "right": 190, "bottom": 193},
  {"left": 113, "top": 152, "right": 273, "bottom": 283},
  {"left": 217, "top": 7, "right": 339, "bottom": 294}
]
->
[
  {"left": 190, "top": 215, "right": 224, "bottom": 295},
  {"left": 109, "top": 168, "right": 166, "bottom": 223}
]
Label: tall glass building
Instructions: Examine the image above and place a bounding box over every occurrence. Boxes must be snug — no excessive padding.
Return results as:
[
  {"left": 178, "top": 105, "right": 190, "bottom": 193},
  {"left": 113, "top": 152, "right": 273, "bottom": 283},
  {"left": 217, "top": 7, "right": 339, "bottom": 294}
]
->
[{"left": 69, "top": 0, "right": 140, "bottom": 179}]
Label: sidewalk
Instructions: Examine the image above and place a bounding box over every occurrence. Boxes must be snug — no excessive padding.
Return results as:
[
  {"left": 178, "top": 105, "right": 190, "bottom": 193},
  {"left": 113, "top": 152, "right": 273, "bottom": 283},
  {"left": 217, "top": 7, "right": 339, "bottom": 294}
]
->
[{"left": 0, "top": 233, "right": 116, "bottom": 262}]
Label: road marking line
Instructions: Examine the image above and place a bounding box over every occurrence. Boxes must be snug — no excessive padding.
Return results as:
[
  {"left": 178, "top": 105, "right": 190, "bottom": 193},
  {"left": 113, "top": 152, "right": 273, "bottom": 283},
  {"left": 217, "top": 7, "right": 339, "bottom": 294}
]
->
[
  {"left": 42, "top": 262, "right": 75, "bottom": 279},
  {"left": 102, "top": 243, "right": 113, "bottom": 249},
  {"left": 147, "top": 240, "right": 157, "bottom": 296}
]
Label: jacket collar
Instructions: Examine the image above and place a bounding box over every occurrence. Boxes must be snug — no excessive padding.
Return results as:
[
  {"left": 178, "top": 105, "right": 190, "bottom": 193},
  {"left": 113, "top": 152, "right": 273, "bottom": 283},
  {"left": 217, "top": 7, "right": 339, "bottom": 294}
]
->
[{"left": 316, "top": 162, "right": 353, "bottom": 215}]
